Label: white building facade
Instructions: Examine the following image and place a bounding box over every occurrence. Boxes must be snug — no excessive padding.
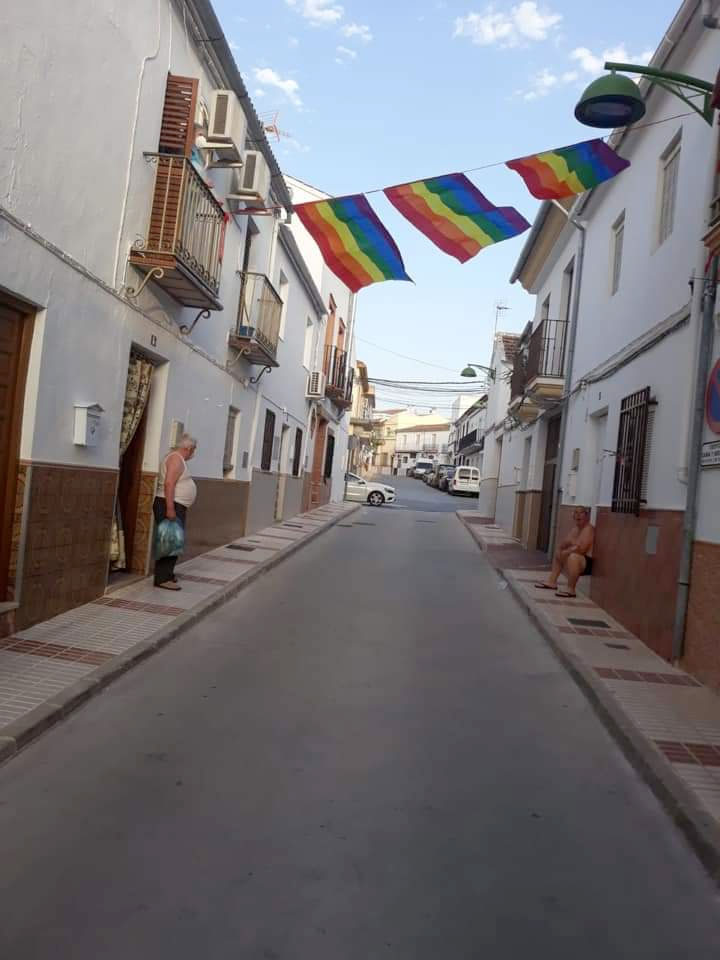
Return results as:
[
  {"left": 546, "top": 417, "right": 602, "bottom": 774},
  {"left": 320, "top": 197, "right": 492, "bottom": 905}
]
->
[
  {"left": 0, "top": 0, "right": 352, "bottom": 634},
  {"left": 499, "top": 0, "right": 720, "bottom": 680}
]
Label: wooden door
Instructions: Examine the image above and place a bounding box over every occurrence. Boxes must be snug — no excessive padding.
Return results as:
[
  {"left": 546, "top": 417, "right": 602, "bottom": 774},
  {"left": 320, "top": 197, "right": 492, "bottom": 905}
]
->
[
  {"left": 309, "top": 420, "right": 328, "bottom": 506},
  {"left": 0, "top": 300, "right": 32, "bottom": 599},
  {"left": 537, "top": 416, "right": 561, "bottom": 553}
]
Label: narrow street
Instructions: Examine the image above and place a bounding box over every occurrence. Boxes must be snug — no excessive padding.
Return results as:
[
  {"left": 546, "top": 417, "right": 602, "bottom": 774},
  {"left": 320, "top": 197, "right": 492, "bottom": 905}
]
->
[{"left": 1, "top": 478, "right": 719, "bottom": 958}]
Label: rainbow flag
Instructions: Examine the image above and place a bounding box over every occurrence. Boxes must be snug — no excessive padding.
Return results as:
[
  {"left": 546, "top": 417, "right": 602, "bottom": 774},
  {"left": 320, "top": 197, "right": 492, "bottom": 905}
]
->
[
  {"left": 384, "top": 174, "right": 530, "bottom": 263},
  {"left": 294, "top": 194, "right": 411, "bottom": 292},
  {"left": 506, "top": 139, "right": 630, "bottom": 200}
]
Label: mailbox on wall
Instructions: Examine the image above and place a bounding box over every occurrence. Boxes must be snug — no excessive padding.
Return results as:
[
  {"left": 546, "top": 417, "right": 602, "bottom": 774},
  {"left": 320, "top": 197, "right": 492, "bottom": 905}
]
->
[{"left": 73, "top": 403, "right": 104, "bottom": 447}]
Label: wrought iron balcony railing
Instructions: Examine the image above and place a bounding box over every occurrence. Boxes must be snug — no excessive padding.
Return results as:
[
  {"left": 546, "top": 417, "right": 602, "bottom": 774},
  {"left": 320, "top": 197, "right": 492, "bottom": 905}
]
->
[
  {"left": 323, "top": 345, "right": 352, "bottom": 407},
  {"left": 527, "top": 317, "right": 568, "bottom": 381},
  {"left": 128, "top": 153, "right": 225, "bottom": 310},
  {"left": 230, "top": 271, "right": 282, "bottom": 366}
]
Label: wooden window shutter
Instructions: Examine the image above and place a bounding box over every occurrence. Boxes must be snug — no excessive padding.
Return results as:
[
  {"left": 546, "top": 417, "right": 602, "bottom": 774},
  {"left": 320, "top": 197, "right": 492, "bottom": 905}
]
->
[{"left": 158, "top": 73, "right": 199, "bottom": 156}]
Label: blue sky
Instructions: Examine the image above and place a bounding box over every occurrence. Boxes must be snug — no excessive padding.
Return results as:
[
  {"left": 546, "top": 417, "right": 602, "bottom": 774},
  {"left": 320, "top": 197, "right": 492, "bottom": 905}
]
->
[{"left": 215, "top": 0, "right": 679, "bottom": 412}]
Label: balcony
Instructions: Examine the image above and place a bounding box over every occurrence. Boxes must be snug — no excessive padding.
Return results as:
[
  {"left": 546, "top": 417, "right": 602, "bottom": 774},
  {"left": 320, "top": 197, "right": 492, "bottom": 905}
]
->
[
  {"left": 228, "top": 272, "right": 282, "bottom": 367},
  {"left": 324, "top": 345, "right": 353, "bottom": 409},
  {"left": 457, "top": 429, "right": 483, "bottom": 454},
  {"left": 510, "top": 318, "right": 567, "bottom": 418},
  {"left": 526, "top": 318, "right": 567, "bottom": 398},
  {"left": 128, "top": 154, "right": 225, "bottom": 310}
]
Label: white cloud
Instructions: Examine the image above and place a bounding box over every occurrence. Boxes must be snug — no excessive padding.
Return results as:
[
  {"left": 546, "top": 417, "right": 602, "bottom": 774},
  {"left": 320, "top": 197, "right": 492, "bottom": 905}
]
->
[
  {"left": 229, "top": 40, "right": 240, "bottom": 52},
  {"left": 254, "top": 88, "right": 266, "bottom": 98},
  {"left": 335, "top": 44, "right": 358, "bottom": 63},
  {"left": 520, "top": 66, "right": 577, "bottom": 100},
  {"left": 341, "top": 22, "right": 373, "bottom": 42},
  {"left": 454, "top": 2, "right": 562, "bottom": 47},
  {"left": 289, "top": 35, "right": 300, "bottom": 47},
  {"left": 570, "top": 44, "right": 653, "bottom": 75},
  {"left": 285, "top": 0, "right": 344, "bottom": 25},
  {"left": 253, "top": 67, "right": 302, "bottom": 107}
]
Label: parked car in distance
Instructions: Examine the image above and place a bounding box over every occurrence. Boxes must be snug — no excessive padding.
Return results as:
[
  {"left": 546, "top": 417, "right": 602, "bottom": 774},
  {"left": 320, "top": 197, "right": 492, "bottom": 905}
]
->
[
  {"left": 412, "top": 459, "right": 435, "bottom": 479},
  {"left": 345, "top": 473, "right": 396, "bottom": 506},
  {"left": 450, "top": 466, "right": 480, "bottom": 496},
  {"left": 429, "top": 464, "right": 453, "bottom": 488},
  {"left": 439, "top": 466, "right": 455, "bottom": 491}
]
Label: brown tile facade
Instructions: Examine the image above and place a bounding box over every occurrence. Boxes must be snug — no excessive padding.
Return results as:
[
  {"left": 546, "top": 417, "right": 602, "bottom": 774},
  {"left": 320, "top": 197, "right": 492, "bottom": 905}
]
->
[
  {"left": 682, "top": 540, "right": 720, "bottom": 691},
  {"left": 557, "top": 505, "right": 684, "bottom": 662},
  {"left": 182, "top": 476, "right": 250, "bottom": 561},
  {"left": 15, "top": 463, "right": 117, "bottom": 630},
  {"left": 7, "top": 461, "right": 28, "bottom": 603}
]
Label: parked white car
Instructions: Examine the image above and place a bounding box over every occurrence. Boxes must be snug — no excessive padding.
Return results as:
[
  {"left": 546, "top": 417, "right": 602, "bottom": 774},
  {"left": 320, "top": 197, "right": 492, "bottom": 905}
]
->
[
  {"left": 450, "top": 466, "right": 480, "bottom": 496},
  {"left": 345, "top": 473, "right": 396, "bottom": 506}
]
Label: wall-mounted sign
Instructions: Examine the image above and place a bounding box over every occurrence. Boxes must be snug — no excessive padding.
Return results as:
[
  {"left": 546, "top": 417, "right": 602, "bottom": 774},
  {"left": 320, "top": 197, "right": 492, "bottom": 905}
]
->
[
  {"left": 707, "top": 358, "right": 720, "bottom": 435},
  {"left": 701, "top": 439, "right": 720, "bottom": 468}
]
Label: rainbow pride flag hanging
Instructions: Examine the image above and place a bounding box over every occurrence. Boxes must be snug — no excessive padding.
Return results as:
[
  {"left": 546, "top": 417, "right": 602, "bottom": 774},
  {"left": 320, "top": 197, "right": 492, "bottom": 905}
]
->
[
  {"left": 505, "top": 139, "right": 630, "bottom": 200},
  {"left": 384, "top": 174, "right": 530, "bottom": 263},
  {"left": 294, "top": 194, "right": 411, "bottom": 292}
]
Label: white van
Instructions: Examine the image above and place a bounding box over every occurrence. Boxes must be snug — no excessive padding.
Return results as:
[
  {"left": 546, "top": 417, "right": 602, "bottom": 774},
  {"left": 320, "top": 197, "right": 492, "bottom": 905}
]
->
[{"left": 450, "top": 466, "right": 480, "bottom": 496}]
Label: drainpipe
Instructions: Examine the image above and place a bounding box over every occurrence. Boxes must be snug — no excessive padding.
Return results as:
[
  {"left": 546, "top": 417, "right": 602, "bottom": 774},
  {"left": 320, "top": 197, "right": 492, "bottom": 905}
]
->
[
  {"left": 547, "top": 213, "right": 586, "bottom": 558},
  {"left": 672, "top": 253, "right": 717, "bottom": 661}
]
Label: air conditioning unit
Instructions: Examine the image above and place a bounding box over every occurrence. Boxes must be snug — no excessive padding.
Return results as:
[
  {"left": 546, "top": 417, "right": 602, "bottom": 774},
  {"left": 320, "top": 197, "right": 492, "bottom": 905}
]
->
[
  {"left": 230, "top": 150, "right": 272, "bottom": 205},
  {"left": 207, "top": 89, "right": 247, "bottom": 160},
  {"left": 306, "top": 371, "right": 327, "bottom": 398}
]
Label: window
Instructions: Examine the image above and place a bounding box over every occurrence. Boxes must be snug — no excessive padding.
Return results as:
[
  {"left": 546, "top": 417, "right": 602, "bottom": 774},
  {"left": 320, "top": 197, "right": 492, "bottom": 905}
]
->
[
  {"left": 261, "top": 409, "right": 275, "bottom": 471},
  {"left": 324, "top": 432, "right": 335, "bottom": 479},
  {"left": 658, "top": 137, "right": 681, "bottom": 246},
  {"left": 292, "top": 428, "right": 303, "bottom": 477},
  {"left": 278, "top": 272, "right": 289, "bottom": 340},
  {"left": 303, "top": 318, "right": 314, "bottom": 369},
  {"left": 223, "top": 406, "right": 240, "bottom": 476},
  {"left": 541, "top": 294, "right": 550, "bottom": 324},
  {"left": 611, "top": 387, "right": 652, "bottom": 515},
  {"left": 611, "top": 213, "right": 625, "bottom": 295}
]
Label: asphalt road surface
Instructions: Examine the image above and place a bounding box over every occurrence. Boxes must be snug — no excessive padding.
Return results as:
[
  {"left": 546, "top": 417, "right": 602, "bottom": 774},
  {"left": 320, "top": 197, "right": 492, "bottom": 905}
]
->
[{"left": 1, "top": 477, "right": 719, "bottom": 958}]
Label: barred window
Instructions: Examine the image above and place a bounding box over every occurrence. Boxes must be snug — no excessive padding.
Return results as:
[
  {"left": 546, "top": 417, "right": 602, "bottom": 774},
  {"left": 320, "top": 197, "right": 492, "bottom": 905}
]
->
[{"left": 611, "top": 387, "right": 652, "bottom": 515}]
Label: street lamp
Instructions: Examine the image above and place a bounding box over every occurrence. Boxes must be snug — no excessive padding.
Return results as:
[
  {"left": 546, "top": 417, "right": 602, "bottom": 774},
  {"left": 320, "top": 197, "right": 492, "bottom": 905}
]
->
[
  {"left": 461, "top": 363, "right": 495, "bottom": 380},
  {"left": 575, "top": 61, "right": 715, "bottom": 128}
]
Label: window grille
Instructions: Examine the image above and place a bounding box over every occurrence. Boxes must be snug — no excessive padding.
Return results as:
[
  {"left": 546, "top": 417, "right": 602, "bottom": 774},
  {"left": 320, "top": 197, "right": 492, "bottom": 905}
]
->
[{"left": 611, "top": 387, "right": 652, "bottom": 515}]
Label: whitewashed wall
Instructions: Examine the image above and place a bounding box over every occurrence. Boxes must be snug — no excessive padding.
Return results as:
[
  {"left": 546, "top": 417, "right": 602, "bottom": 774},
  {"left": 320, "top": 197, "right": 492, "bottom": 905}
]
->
[{"left": 557, "top": 22, "right": 720, "bottom": 517}]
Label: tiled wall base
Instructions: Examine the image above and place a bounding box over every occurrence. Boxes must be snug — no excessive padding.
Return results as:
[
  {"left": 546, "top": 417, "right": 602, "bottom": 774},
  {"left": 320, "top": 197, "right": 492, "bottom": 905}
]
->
[
  {"left": 183, "top": 477, "right": 250, "bottom": 561},
  {"left": 683, "top": 540, "right": 720, "bottom": 691},
  {"left": 557, "top": 505, "right": 683, "bottom": 661},
  {"left": 15, "top": 463, "right": 117, "bottom": 631}
]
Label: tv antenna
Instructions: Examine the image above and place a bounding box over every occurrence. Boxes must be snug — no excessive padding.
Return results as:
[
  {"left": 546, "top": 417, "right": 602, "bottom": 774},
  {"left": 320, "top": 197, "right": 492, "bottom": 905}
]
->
[
  {"left": 493, "top": 301, "right": 510, "bottom": 335},
  {"left": 258, "top": 111, "right": 292, "bottom": 142}
]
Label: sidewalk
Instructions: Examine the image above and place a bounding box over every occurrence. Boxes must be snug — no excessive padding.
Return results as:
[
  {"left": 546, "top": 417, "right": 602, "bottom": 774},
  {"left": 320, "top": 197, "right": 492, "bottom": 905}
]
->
[
  {"left": 0, "top": 501, "right": 357, "bottom": 763},
  {"left": 458, "top": 510, "right": 720, "bottom": 876}
]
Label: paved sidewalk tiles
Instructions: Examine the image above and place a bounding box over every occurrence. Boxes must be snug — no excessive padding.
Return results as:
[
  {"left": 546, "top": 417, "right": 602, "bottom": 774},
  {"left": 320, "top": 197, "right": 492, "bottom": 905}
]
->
[
  {"left": 457, "top": 509, "right": 720, "bottom": 867},
  {"left": 0, "top": 501, "right": 356, "bottom": 756}
]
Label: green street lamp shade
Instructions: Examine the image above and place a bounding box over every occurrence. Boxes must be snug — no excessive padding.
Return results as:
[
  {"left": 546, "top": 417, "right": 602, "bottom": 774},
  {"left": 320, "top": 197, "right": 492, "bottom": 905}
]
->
[
  {"left": 461, "top": 365, "right": 477, "bottom": 378},
  {"left": 575, "top": 73, "right": 646, "bottom": 128}
]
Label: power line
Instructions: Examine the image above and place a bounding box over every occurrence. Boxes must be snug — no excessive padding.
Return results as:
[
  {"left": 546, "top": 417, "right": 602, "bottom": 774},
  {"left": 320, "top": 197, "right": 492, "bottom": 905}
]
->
[{"left": 356, "top": 337, "right": 459, "bottom": 373}]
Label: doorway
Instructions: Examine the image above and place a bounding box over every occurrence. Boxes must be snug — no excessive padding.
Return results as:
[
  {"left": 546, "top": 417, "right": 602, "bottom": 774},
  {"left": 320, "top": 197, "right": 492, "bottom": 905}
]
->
[
  {"left": 537, "top": 416, "right": 561, "bottom": 553},
  {"left": 274, "top": 424, "right": 291, "bottom": 520},
  {"left": 309, "top": 418, "right": 329, "bottom": 507},
  {"left": 109, "top": 351, "right": 154, "bottom": 583},
  {"left": 589, "top": 410, "right": 609, "bottom": 525},
  {"left": 0, "top": 294, "right": 33, "bottom": 601}
]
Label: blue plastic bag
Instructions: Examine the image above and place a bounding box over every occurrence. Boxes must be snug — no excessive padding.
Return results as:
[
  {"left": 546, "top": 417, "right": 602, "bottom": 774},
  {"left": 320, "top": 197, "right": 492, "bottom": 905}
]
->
[{"left": 155, "top": 518, "right": 185, "bottom": 559}]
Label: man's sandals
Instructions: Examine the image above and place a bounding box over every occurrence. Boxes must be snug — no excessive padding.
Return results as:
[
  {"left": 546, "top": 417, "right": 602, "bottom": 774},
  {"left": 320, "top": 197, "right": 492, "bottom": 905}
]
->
[{"left": 534, "top": 582, "right": 576, "bottom": 599}]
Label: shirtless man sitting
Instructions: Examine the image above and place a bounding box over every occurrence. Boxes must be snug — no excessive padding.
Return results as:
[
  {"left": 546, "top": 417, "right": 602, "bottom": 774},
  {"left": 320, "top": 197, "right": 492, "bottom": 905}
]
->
[{"left": 536, "top": 506, "right": 595, "bottom": 599}]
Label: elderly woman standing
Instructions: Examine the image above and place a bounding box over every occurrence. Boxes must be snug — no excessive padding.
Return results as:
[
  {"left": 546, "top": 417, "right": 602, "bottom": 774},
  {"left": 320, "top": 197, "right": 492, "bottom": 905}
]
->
[{"left": 153, "top": 434, "right": 197, "bottom": 590}]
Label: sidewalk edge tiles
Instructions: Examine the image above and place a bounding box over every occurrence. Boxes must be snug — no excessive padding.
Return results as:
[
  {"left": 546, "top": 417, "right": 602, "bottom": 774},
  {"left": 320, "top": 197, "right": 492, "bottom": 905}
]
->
[
  {"left": 500, "top": 569, "right": 720, "bottom": 884},
  {"left": 0, "top": 503, "right": 359, "bottom": 765}
]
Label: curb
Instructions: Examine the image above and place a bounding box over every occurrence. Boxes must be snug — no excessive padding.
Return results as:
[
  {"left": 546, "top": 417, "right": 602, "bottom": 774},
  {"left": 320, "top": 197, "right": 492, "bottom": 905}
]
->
[
  {"left": 456, "top": 512, "right": 720, "bottom": 883},
  {"left": 0, "top": 504, "right": 360, "bottom": 766}
]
